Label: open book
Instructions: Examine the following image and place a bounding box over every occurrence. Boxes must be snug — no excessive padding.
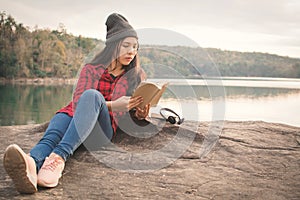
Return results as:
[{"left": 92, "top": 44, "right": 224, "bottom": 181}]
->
[{"left": 132, "top": 81, "right": 169, "bottom": 108}]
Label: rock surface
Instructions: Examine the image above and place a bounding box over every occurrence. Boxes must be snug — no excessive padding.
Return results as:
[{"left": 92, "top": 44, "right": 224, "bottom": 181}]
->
[{"left": 0, "top": 120, "right": 299, "bottom": 199}]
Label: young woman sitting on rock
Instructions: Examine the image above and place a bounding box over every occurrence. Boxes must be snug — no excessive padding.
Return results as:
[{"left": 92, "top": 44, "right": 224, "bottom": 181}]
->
[{"left": 3, "top": 13, "right": 149, "bottom": 194}]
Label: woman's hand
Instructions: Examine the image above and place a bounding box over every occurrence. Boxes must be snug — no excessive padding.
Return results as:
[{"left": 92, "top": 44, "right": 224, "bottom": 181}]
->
[
  {"left": 111, "top": 96, "right": 143, "bottom": 112},
  {"left": 134, "top": 104, "right": 150, "bottom": 120}
]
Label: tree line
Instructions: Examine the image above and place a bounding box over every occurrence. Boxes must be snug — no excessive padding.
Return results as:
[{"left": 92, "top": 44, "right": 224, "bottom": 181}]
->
[
  {"left": 0, "top": 12, "right": 99, "bottom": 78},
  {"left": 1, "top": 12, "right": 300, "bottom": 79},
  {"left": 139, "top": 45, "right": 300, "bottom": 78}
]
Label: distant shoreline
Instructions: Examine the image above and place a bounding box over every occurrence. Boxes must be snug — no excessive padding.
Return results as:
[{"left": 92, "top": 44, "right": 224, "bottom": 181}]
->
[
  {"left": 0, "top": 77, "right": 77, "bottom": 85},
  {"left": 2, "top": 77, "right": 300, "bottom": 89}
]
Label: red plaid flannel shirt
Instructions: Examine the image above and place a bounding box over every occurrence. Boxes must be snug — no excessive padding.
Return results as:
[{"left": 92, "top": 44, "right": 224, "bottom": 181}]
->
[{"left": 57, "top": 63, "right": 128, "bottom": 133}]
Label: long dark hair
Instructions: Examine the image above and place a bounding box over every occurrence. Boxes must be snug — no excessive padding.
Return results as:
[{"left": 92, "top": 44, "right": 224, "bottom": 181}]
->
[{"left": 89, "top": 38, "right": 144, "bottom": 95}]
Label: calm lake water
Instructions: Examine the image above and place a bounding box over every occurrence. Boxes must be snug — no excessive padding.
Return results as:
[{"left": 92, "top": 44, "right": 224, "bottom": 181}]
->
[{"left": 1, "top": 77, "right": 300, "bottom": 127}]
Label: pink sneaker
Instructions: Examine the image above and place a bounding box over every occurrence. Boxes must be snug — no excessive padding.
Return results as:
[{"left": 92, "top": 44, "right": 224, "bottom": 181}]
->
[
  {"left": 3, "top": 144, "right": 37, "bottom": 194},
  {"left": 37, "top": 153, "right": 65, "bottom": 188}
]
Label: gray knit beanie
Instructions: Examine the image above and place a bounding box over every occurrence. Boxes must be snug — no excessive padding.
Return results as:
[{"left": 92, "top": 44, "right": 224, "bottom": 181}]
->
[{"left": 105, "top": 13, "right": 138, "bottom": 44}]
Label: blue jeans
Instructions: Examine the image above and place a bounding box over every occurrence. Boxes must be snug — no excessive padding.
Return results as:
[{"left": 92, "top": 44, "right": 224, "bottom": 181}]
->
[{"left": 30, "top": 89, "right": 113, "bottom": 171}]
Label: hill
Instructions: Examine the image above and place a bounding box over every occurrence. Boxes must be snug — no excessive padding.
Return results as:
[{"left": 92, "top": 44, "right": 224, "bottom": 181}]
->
[
  {"left": 1, "top": 12, "right": 300, "bottom": 79},
  {"left": 139, "top": 45, "right": 300, "bottom": 78}
]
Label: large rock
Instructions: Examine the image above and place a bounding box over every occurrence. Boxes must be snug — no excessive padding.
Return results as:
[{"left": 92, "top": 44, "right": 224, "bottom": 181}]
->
[{"left": 0, "top": 120, "right": 299, "bottom": 199}]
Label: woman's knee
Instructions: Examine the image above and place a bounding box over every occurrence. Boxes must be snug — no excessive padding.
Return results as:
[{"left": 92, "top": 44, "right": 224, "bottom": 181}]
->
[
  {"left": 81, "top": 89, "right": 105, "bottom": 102},
  {"left": 79, "top": 89, "right": 106, "bottom": 112}
]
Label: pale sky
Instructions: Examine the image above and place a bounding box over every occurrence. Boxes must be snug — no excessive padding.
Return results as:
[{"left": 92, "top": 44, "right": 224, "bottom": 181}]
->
[{"left": 1, "top": 0, "right": 300, "bottom": 58}]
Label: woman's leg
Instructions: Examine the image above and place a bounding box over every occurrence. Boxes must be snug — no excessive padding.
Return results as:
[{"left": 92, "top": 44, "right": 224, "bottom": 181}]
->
[
  {"left": 29, "top": 113, "right": 72, "bottom": 171},
  {"left": 37, "top": 89, "right": 113, "bottom": 187},
  {"left": 52, "top": 89, "right": 113, "bottom": 161}
]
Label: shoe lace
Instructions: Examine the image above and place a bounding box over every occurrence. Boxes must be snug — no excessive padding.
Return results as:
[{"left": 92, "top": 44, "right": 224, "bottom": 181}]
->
[{"left": 42, "top": 157, "right": 64, "bottom": 172}]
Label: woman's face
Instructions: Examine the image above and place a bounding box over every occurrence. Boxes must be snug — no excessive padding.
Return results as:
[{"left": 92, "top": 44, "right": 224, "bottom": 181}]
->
[{"left": 118, "top": 37, "right": 138, "bottom": 66}]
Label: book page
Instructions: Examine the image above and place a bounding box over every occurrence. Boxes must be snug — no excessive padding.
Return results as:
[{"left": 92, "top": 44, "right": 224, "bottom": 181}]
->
[
  {"left": 132, "top": 82, "right": 168, "bottom": 108},
  {"left": 132, "top": 82, "right": 160, "bottom": 108},
  {"left": 149, "top": 83, "right": 168, "bottom": 107}
]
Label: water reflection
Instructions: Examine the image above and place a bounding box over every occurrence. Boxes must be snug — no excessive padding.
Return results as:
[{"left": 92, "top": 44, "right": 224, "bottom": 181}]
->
[
  {"left": 157, "top": 91, "right": 300, "bottom": 127},
  {"left": 1, "top": 81, "right": 300, "bottom": 126},
  {"left": 164, "top": 85, "right": 300, "bottom": 100},
  {"left": 0, "top": 84, "right": 73, "bottom": 126}
]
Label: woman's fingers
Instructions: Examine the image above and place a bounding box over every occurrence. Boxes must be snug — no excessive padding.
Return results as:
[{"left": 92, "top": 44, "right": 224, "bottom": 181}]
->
[
  {"left": 134, "top": 107, "right": 144, "bottom": 119},
  {"left": 135, "top": 103, "right": 150, "bottom": 119},
  {"left": 144, "top": 103, "right": 150, "bottom": 116},
  {"left": 129, "top": 96, "right": 143, "bottom": 110}
]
